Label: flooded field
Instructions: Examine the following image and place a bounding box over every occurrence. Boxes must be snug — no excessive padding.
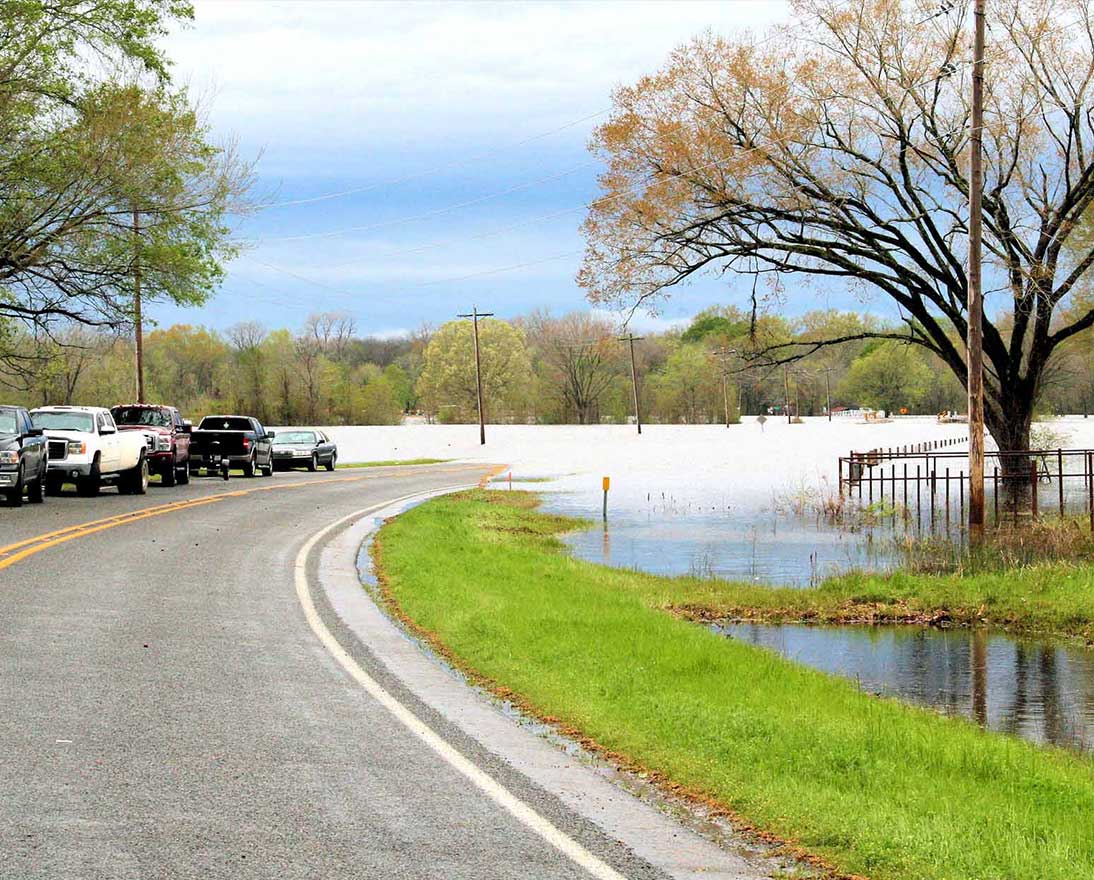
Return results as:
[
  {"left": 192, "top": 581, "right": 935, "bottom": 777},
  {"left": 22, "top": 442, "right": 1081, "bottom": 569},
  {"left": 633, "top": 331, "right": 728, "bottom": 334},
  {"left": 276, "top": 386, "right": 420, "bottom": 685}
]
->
[{"left": 717, "top": 622, "right": 1094, "bottom": 752}]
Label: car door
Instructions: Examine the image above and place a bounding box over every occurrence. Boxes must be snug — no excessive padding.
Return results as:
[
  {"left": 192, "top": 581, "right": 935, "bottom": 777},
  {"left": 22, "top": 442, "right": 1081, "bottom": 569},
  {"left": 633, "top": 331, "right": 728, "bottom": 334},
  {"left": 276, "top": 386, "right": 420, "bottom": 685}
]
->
[
  {"left": 252, "top": 419, "right": 271, "bottom": 463},
  {"left": 173, "top": 410, "right": 190, "bottom": 461},
  {"left": 319, "top": 431, "right": 335, "bottom": 463},
  {"left": 20, "top": 411, "right": 42, "bottom": 472},
  {"left": 98, "top": 412, "right": 121, "bottom": 472}
]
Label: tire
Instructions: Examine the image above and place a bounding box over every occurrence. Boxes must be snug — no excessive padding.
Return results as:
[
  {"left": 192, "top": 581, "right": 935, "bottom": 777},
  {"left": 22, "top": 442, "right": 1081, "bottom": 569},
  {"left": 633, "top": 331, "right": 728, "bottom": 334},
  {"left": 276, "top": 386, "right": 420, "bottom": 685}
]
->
[
  {"left": 308, "top": 453, "right": 318, "bottom": 473},
  {"left": 178, "top": 463, "right": 190, "bottom": 485},
  {"left": 120, "top": 454, "right": 149, "bottom": 495},
  {"left": 5, "top": 465, "right": 23, "bottom": 507},
  {"left": 77, "top": 457, "right": 101, "bottom": 497},
  {"left": 161, "top": 459, "right": 177, "bottom": 487},
  {"left": 27, "top": 464, "right": 46, "bottom": 504},
  {"left": 260, "top": 452, "right": 273, "bottom": 477},
  {"left": 241, "top": 454, "right": 256, "bottom": 478},
  {"left": 45, "top": 474, "right": 64, "bottom": 496},
  {"left": 325, "top": 453, "right": 336, "bottom": 472}
]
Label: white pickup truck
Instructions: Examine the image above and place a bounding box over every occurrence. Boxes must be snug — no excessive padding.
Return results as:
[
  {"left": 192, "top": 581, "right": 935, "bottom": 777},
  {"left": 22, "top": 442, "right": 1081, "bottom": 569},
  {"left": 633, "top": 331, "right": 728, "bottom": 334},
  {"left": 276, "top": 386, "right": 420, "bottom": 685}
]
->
[{"left": 31, "top": 405, "right": 153, "bottom": 497}]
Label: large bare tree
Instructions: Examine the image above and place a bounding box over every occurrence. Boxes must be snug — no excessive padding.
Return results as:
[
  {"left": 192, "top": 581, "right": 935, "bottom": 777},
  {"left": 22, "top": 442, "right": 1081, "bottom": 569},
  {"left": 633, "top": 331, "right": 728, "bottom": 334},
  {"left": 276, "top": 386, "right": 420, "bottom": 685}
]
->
[
  {"left": 525, "top": 311, "right": 621, "bottom": 423},
  {"left": 580, "top": 0, "right": 1094, "bottom": 458}
]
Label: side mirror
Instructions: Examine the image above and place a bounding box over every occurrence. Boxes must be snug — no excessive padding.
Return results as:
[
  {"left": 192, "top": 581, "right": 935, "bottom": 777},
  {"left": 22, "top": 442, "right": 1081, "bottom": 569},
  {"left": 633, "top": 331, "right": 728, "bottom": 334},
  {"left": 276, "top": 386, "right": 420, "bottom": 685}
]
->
[
  {"left": 100, "top": 425, "right": 116, "bottom": 435},
  {"left": 180, "top": 424, "right": 192, "bottom": 434},
  {"left": 266, "top": 431, "right": 276, "bottom": 439},
  {"left": 26, "top": 428, "right": 43, "bottom": 437}
]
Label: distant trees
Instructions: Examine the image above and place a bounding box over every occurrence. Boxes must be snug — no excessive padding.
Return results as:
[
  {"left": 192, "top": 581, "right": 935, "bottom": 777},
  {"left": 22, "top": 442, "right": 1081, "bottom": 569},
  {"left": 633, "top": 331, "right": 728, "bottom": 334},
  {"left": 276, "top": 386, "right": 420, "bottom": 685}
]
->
[
  {"left": 524, "top": 312, "right": 620, "bottom": 424},
  {"left": 416, "top": 319, "right": 533, "bottom": 423},
  {"left": 838, "top": 344, "right": 933, "bottom": 415}
]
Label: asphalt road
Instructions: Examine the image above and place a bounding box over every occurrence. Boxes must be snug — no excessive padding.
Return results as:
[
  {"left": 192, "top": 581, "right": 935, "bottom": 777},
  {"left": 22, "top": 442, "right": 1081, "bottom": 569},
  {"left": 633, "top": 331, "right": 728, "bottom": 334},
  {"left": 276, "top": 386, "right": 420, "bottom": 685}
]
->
[{"left": 0, "top": 465, "right": 667, "bottom": 880}]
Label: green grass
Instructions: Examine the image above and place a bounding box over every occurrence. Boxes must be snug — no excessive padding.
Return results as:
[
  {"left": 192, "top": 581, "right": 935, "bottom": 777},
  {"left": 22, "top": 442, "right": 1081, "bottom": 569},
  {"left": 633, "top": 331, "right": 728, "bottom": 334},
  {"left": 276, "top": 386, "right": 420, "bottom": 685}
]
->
[
  {"left": 375, "top": 490, "right": 1094, "bottom": 880},
  {"left": 335, "top": 458, "right": 451, "bottom": 469}
]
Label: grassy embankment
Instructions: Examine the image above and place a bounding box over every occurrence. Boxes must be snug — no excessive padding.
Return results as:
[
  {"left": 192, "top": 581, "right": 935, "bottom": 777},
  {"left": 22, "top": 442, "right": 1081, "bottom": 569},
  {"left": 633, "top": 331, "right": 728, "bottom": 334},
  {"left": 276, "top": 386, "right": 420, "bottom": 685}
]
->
[
  {"left": 374, "top": 490, "right": 1094, "bottom": 880},
  {"left": 335, "top": 458, "right": 450, "bottom": 469}
]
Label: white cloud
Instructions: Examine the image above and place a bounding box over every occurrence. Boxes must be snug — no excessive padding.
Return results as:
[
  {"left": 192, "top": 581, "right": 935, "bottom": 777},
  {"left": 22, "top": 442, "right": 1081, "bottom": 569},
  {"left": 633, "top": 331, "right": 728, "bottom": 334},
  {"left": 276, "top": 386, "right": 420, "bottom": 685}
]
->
[{"left": 169, "top": 1, "right": 792, "bottom": 163}]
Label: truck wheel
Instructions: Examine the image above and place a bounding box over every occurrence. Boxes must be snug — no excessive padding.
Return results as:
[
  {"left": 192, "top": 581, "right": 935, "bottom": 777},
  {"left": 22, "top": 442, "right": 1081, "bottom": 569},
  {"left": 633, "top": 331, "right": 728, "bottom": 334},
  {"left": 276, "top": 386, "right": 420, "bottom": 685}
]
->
[
  {"left": 5, "top": 465, "right": 24, "bottom": 507},
  {"left": 27, "top": 464, "right": 46, "bottom": 504},
  {"left": 161, "top": 458, "right": 178, "bottom": 487},
  {"left": 178, "top": 463, "right": 190, "bottom": 485},
  {"left": 45, "top": 474, "right": 64, "bottom": 496},
  {"left": 260, "top": 454, "right": 273, "bottom": 477},
  {"left": 325, "top": 453, "right": 336, "bottom": 472},
  {"left": 308, "top": 453, "right": 318, "bottom": 473},
  {"left": 241, "top": 455, "right": 256, "bottom": 478},
  {"left": 119, "top": 454, "right": 149, "bottom": 495},
  {"left": 77, "top": 458, "right": 101, "bottom": 497}
]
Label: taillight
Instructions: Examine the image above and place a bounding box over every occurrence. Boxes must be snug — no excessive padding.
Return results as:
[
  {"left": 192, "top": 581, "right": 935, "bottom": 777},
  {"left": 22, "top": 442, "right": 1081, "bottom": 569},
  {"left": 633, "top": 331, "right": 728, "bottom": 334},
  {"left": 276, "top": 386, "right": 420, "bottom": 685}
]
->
[{"left": 242, "top": 437, "right": 251, "bottom": 449}]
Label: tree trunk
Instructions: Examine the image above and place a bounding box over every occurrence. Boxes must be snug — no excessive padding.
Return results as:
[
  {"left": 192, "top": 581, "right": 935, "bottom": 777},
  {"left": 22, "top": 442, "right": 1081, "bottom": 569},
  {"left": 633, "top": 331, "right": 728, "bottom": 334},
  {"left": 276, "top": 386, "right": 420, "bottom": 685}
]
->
[{"left": 987, "top": 389, "right": 1035, "bottom": 514}]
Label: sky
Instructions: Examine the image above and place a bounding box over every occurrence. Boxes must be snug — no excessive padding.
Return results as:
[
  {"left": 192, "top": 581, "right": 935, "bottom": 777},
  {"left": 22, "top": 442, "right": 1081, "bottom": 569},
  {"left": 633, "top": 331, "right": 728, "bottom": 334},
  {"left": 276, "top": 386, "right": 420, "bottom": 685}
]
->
[{"left": 153, "top": 0, "right": 813, "bottom": 338}]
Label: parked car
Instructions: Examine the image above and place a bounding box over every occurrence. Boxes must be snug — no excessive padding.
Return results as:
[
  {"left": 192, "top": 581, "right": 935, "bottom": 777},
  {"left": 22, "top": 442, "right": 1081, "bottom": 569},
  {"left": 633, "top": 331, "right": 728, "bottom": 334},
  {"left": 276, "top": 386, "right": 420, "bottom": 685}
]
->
[
  {"left": 0, "top": 405, "right": 48, "bottom": 506},
  {"left": 271, "top": 429, "right": 338, "bottom": 472},
  {"left": 189, "top": 415, "right": 275, "bottom": 477},
  {"left": 110, "top": 404, "right": 191, "bottom": 487},
  {"left": 31, "top": 405, "right": 152, "bottom": 496}
]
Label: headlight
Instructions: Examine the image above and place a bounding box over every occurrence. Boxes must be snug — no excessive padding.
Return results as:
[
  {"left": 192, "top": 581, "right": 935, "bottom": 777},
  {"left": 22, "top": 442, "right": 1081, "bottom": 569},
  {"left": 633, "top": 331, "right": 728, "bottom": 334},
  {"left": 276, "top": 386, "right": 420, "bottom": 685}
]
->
[
  {"left": 67, "top": 440, "right": 86, "bottom": 455},
  {"left": 156, "top": 435, "right": 171, "bottom": 451},
  {"left": 0, "top": 450, "right": 17, "bottom": 465}
]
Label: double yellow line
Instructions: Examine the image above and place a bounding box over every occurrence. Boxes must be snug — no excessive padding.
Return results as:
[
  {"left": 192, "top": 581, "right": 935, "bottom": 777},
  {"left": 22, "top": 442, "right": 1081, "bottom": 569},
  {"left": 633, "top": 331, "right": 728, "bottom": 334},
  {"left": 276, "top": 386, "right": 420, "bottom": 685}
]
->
[{"left": 0, "top": 465, "right": 489, "bottom": 572}]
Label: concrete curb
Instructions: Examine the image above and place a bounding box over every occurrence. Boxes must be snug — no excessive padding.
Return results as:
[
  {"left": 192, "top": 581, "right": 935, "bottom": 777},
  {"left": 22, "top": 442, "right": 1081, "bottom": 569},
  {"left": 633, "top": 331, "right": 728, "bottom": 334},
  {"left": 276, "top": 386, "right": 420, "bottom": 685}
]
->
[{"left": 314, "top": 488, "right": 773, "bottom": 880}]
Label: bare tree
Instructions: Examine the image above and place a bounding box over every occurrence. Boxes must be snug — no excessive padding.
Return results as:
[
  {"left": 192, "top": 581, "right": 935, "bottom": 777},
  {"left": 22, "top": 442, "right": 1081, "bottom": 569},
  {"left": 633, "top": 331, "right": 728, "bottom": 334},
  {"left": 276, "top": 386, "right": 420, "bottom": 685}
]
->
[
  {"left": 525, "top": 311, "right": 621, "bottom": 424},
  {"left": 580, "top": 0, "right": 1094, "bottom": 464}
]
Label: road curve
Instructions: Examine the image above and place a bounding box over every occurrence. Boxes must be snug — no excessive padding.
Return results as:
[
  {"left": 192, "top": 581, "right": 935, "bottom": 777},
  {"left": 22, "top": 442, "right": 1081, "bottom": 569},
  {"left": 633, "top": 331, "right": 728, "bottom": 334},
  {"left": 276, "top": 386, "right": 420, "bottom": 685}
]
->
[{"left": 0, "top": 465, "right": 672, "bottom": 880}]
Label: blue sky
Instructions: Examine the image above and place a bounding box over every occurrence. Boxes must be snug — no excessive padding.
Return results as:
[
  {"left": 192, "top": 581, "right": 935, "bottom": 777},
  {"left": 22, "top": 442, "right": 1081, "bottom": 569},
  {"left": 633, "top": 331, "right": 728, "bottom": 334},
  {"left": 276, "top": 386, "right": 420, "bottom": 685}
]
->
[{"left": 151, "top": 0, "right": 854, "bottom": 337}]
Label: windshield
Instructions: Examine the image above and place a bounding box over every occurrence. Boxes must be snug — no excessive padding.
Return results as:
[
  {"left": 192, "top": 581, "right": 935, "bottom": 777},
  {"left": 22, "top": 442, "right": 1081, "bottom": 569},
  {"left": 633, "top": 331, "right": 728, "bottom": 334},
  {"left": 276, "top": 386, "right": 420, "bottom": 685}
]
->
[
  {"left": 112, "top": 406, "right": 172, "bottom": 428},
  {"left": 32, "top": 411, "right": 94, "bottom": 432},
  {"left": 0, "top": 412, "right": 17, "bottom": 434},
  {"left": 198, "top": 416, "right": 253, "bottom": 432},
  {"left": 275, "top": 431, "right": 317, "bottom": 444}
]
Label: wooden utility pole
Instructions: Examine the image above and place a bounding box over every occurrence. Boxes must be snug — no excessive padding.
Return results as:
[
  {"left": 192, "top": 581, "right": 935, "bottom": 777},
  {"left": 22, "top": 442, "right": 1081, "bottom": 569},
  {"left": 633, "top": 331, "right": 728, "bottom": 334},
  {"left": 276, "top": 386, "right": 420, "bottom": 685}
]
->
[
  {"left": 619, "top": 333, "right": 644, "bottom": 434},
  {"left": 712, "top": 346, "right": 735, "bottom": 428},
  {"left": 458, "top": 306, "right": 494, "bottom": 445},
  {"left": 967, "top": 0, "right": 986, "bottom": 532},
  {"left": 133, "top": 208, "right": 145, "bottom": 404},
  {"left": 820, "top": 367, "right": 833, "bottom": 421},
  {"left": 783, "top": 366, "right": 793, "bottom": 424}
]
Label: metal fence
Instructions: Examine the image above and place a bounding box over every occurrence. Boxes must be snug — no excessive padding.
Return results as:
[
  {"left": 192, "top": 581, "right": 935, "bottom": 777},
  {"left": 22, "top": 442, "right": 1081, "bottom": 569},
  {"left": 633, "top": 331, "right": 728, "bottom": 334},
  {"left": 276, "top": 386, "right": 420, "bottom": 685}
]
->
[{"left": 838, "top": 442, "right": 1094, "bottom": 531}]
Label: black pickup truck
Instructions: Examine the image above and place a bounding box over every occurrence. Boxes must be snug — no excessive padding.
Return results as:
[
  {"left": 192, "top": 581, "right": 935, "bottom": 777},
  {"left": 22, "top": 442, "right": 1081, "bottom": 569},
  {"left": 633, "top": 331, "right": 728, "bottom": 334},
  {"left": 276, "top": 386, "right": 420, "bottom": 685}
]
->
[
  {"left": 0, "top": 405, "right": 48, "bottom": 506},
  {"left": 189, "top": 415, "right": 275, "bottom": 478}
]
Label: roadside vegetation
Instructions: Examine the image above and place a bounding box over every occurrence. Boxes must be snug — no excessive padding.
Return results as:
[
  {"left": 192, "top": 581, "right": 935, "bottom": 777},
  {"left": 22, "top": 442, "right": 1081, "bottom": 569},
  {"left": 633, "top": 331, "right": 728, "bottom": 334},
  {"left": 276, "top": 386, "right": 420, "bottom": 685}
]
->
[
  {"left": 335, "top": 458, "right": 449, "bottom": 469},
  {"left": 375, "top": 490, "right": 1094, "bottom": 880}
]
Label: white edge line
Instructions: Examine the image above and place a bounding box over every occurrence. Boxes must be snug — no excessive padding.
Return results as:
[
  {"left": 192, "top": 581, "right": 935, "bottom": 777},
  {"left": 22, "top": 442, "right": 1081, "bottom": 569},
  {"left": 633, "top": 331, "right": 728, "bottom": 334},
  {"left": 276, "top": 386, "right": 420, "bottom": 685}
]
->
[{"left": 293, "top": 485, "right": 630, "bottom": 880}]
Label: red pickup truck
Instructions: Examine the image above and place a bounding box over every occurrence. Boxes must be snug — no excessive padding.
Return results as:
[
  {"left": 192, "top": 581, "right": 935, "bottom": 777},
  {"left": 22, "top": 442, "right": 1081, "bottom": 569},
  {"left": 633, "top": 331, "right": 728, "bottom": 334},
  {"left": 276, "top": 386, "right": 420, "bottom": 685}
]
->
[{"left": 110, "top": 404, "right": 191, "bottom": 487}]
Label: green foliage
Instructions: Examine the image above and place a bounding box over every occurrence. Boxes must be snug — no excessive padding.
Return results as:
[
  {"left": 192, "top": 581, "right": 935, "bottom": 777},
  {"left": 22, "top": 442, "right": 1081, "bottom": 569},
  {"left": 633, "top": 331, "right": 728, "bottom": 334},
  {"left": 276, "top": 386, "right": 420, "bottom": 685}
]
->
[
  {"left": 416, "top": 319, "right": 533, "bottom": 422},
  {"left": 837, "top": 342, "right": 933, "bottom": 413},
  {"left": 379, "top": 491, "right": 1094, "bottom": 880}
]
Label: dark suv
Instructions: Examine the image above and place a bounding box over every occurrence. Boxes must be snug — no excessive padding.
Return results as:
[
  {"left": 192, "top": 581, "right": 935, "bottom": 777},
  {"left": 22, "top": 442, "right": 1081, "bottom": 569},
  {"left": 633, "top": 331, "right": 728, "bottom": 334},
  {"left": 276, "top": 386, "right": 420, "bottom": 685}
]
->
[
  {"left": 0, "top": 405, "right": 48, "bottom": 506},
  {"left": 110, "top": 404, "right": 191, "bottom": 487}
]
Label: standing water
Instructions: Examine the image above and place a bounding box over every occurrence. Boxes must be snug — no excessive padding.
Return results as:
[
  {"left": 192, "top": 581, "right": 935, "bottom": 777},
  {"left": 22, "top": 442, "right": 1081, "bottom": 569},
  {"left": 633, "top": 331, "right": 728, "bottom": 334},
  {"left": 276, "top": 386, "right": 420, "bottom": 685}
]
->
[{"left": 717, "top": 623, "right": 1094, "bottom": 753}]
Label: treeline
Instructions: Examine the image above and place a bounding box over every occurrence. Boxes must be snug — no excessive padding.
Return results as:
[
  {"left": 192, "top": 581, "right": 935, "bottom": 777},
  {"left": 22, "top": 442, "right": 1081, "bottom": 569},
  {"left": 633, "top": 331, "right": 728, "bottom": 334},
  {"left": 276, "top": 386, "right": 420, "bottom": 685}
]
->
[{"left": 6, "top": 303, "right": 1093, "bottom": 425}]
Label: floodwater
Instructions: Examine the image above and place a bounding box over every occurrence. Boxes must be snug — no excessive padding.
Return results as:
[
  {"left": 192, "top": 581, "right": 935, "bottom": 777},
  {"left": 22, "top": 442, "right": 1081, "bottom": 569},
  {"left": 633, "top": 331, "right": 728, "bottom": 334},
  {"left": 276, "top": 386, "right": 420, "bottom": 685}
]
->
[
  {"left": 716, "top": 622, "right": 1094, "bottom": 753},
  {"left": 544, "top": 493, "right": 899, "bottom": 586}
]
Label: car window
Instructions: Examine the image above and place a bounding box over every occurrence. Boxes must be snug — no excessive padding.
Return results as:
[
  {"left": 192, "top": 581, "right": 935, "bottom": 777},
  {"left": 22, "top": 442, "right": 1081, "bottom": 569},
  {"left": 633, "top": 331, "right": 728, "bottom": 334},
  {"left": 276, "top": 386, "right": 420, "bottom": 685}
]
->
[
  {"left": 31, "top": 411, "right": 95, "bottom": 432},
  {"left": 112, "top": 407, "right": 172, "bottom": 428},
  {"left": 198, "top": 417, "right": 253, "bottom": 431},
  {"left": 277, "top": 431, "right": 317, "bottom": 444},
  {"left": 0, "top": 411, "right": 17, "bottom": 434}
]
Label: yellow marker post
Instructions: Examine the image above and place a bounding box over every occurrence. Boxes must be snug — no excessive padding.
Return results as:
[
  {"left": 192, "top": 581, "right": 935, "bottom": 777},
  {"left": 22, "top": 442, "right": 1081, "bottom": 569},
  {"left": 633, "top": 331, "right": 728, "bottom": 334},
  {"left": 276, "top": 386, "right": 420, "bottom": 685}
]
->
[{"left": 602, "top": 476, "right": 610, "bottom": 521}]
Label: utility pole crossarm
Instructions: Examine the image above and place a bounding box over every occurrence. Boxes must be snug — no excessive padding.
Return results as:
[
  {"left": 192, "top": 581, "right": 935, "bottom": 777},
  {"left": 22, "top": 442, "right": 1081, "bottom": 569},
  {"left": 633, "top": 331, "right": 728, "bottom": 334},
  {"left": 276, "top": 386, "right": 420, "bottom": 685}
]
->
[{"left": 458, "top": 306, "right": 494, "bottom": 445}]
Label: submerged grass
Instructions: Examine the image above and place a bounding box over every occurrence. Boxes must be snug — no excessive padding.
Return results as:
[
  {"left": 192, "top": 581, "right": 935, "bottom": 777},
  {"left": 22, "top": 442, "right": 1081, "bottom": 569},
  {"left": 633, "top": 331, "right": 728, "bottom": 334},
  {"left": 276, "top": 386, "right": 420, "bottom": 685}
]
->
[{"left": 375, "top": 490, "right": 1094, "bottom": 880}]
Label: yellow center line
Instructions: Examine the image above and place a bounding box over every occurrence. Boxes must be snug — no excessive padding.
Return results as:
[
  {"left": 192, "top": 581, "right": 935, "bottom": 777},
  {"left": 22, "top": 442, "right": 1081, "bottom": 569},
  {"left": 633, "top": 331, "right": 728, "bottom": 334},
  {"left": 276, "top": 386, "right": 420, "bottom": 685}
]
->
[{"left": 0, "top": 464, "right": 490, "bottom": 571}]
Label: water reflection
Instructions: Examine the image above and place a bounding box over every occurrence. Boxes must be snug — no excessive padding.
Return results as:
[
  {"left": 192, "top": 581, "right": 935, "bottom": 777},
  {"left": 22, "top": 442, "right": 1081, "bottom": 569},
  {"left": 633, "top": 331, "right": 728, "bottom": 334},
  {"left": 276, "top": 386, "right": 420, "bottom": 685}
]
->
[{"left": 716, "top": 623, "right": 1094, "bottom": 752}]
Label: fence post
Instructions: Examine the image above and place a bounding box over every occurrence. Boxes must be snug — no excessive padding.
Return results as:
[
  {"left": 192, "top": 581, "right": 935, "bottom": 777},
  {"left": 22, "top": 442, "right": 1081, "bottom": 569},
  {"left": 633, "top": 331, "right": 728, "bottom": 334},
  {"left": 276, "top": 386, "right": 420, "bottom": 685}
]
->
[
  {"left": 1030, "top": 460, "right": 1038, "bottom": 520},
  {"left": 993, "top": 466, "right": 999, "bottom": 525},
  {"left": 1058, "top": 448, "right": 1064, "bottom": 518}
]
